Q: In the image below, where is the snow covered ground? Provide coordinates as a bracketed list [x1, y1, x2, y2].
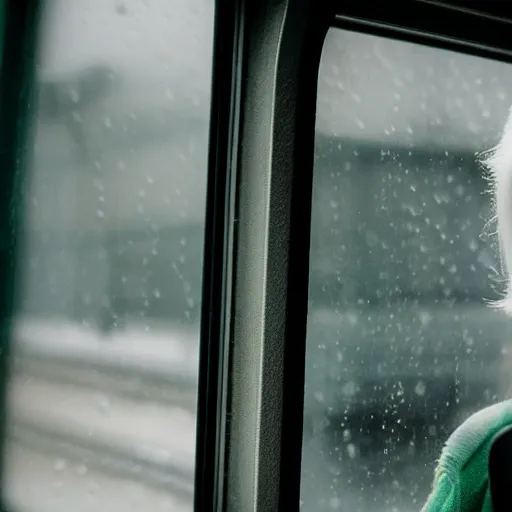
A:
[4, 316, 439, 511]
[3, 443, 193, 512]
[12, 317, 200, 376]
[7, 377, 196, 472]
[4, 317, 198, 511]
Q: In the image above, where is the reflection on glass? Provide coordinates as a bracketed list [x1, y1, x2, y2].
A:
[3, 1, 213, 511]
[302, 28, 512, 511]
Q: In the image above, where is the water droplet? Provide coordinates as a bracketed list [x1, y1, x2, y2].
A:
[70, 88, 80, 103]
[76, 464, 88, 476]
[329, 497, 342, 509]
[346, 443, 358, 459]
[54, 459, 67, 472]
[97, 395, 111, 415]
[341, 381, 357, 397]
[414, 381, 426, 396]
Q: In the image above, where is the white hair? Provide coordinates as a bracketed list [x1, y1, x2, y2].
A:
[483, 106, 512, 313]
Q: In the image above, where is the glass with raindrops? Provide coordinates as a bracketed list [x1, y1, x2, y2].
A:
[3, 1, 214, 511]
[301, 28, 512, 511]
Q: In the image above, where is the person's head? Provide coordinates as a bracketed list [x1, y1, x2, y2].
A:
[484, 107, 512, 313]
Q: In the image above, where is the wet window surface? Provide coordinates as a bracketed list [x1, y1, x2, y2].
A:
[3, 1, 213, 511]
[301, 29, 512, 511]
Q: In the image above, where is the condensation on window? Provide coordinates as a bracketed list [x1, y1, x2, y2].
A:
[3, 1, 213, 511]
[302, 28, 512, 511]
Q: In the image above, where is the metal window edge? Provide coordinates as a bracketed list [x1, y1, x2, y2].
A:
[225, 1, 329, 511]
[219, 2, 512, 512]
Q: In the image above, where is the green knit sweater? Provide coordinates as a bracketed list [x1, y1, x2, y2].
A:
[422, 400, 512, 511]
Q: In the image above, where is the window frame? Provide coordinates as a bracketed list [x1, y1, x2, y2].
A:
[195, 0, 332, 510]
[198, 1, 512, 512]
[0, 1, 42, 503]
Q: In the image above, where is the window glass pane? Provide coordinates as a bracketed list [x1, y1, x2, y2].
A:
[3, 1, 213, 511]
[302, 28, 512, 511]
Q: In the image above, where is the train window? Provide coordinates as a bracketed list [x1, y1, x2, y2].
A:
[301, 28, 512, 511]
[3, 1, 213, 511]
